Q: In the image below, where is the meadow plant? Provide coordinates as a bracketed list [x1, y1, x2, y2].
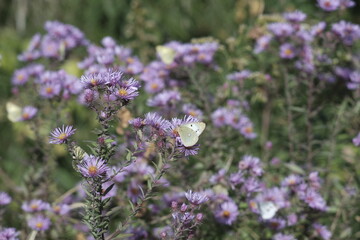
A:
[1, 1, 360, 240]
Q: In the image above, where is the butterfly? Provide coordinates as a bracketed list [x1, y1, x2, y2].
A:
[6, 102, 22, 122]
[176, 122, 206, 147]
[258, 201, 279, 220]
[156, 45, 176, 65]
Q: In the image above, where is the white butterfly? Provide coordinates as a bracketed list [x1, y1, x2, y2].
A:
[258, 201, 279, 220]
[176, 122, 206, 147]
[6, 102, 22, 122]
[156, 46, 176, 65]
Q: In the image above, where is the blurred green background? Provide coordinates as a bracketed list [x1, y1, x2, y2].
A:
[0, 0, 359, 190]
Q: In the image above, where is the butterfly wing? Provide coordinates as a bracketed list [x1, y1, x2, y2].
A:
[6, 102, 22, 122]
[182, 122, 206, 136]
[177, 125, 199, 147]
[156, 46, 176, 65]
[259, 201, 278, 220]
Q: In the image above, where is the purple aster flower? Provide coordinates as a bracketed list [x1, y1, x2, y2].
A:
[176, 143, 200, 156]
[185, 190, 209, 206]
[273, 233, 296, 240]
[211, 108, 228, 127]
[12, 69, 30, 85]
[114, 87, 139, 101]
[22, 199, 50, 212]
[313, 223, 332, 240]
[182, 104, 203, 120]
[78, 155, 109, 178]
[284, 10, 307, 23]
[339, 0, 355, 8]
[39, 82, 62, 98]
[309, 172, 322, 190]
[78, 89, 99, 105]
[209, 169, 227, 185]
[147, 90, 181, 108]
[28, 215, 51, 231]
[19, 106, 38, 121]
[101, 36, 116, 48]
[301, 188, 327, 211]
[311, 22, 327, 36]
[242, 177, 262, 194]
[215, 200, 239, 225]
[240, 123, 257, 139]
[229, 171, 245, 188]
[80, 73, 105, 89]
[287, 213, 298, 226]
[254, 35, 272, 54]
[0, 192, 12, 205]
[268, 22, 294, 37]
[129, 117, 146, 129]
[144, 78, 165, 94]
[347, 71, 360, 90]
[332, 21, 360, 45]
[256, 187, 288, 209]
[317, 0, 340, 11]
[52, 204, 70, 215]
[227, 70, 252, 81]
[49, 125, 76, 144]
[267, 218, 286, 231]
[279, 43, 296, 59]
[334, 66, 351, 79]
[144, 112, 172, 132]
[127, 180, 142, 203]
[238, 155, 263, 176]
[0, 228, 20, 240]
[353, 132, 360, 146]
[281, 174, 302, 187]
[18, 50, 41, 62]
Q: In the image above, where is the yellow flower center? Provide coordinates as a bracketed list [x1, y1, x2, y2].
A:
[189, 111, 197, 117]
[118, 88, 128, 96]
[285, 49, 293, 56]
[31, 204, 39, 210]
[249, 201, 257, 209]
[151, 83, 159, 90]
[36, 222, 43, 229]
[53, 206, 60, 213]
[126, 57, 134, 64]
[245, 127, 253, 134]
[198, 53, 206, 60]
[88, 165, 98, 175]
[17, 74, 24, 81]
[46, 87, 53, 94]
[90, 79, 97, 86]
[57, 133, 67, 140]
[22, 113, 30, 120]
[222, 210, 230, 218]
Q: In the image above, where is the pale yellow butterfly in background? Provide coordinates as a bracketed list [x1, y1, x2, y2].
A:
[177, 122, 206, 147]
[6, 102, 22, 122]
[258, 201, 279, 220]
[156, 45, 176, 65]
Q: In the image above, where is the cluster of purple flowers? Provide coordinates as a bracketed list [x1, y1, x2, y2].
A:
[140, 41, 218, 116]
[169, 190, 208, 238]
[0, 228, 20, 240]
[211, 100, 256, 139]
[78, 36, 143, 76]
[130, 112, 202, 156]
[78, 69, 140, 108]
[18, 21, 87, 61]
[317, 0, 355, 12]
[254, 6, 360, 90]
[12, 66, 83, 100]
